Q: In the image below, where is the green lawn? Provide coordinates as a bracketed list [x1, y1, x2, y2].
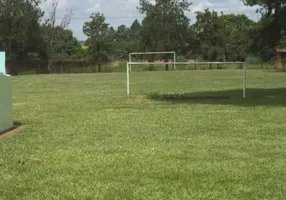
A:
[1, 70, 286, 200]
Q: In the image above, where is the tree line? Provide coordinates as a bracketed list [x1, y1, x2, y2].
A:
[0, 0, 285, 73]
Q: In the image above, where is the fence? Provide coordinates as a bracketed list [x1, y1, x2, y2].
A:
[6, 60, 91, 75]
[5, 59, 281, 75]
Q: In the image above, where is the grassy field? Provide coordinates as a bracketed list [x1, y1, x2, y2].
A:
[1, 69, 286, 200]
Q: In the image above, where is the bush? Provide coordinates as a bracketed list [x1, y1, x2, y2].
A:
[176, 56, 188, 62]
[245, 55, 263, 64]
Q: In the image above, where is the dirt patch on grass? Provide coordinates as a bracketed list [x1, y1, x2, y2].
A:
[127, 95, 156, 105]
[0, 124, 24, 139]
[130, 95, 149, 100]
[109, 61, 122, 67]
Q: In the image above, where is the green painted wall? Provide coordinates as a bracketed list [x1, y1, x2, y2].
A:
[0, 52, 13, 132]
[0, 74, 13, 132]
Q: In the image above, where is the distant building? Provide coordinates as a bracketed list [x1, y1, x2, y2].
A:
[276, 48, 286, 69]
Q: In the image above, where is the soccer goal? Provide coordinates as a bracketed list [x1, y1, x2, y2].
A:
[126, 61, 247, 98]
[129, 51, 177, 70]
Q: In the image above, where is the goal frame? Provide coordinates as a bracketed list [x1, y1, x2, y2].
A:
[126, 61, 247, 98]
[129, 51, 177, 70]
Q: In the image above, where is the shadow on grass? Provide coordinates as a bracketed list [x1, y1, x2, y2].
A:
[266, 69, 286, 73]
[147, 88, 286, 107]
[277, 69, 286, 72]
[0, 121, 23, 137]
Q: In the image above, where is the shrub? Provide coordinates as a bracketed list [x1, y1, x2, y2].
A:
[176, 56, 188, 62]
[245, 55, 263, 64]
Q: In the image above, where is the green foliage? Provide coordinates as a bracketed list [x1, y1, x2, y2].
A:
[221, 14, 255, 61]
[278, 30, 286, 48]
[245, 55, 263, 64]
[139, 0, 191, 57]
[243, 0, 286, 60]
[176, 55, 188, 62]
[0, 0, 85, 65]
[0, 0, 43, 59]
[42, 27, 84, 61]
[83, 13, 111, 72]
[1, 0, 286, 66]
[191, 11, 256, 62]
[113, 25, 132, 59]
[109, 20, 142, 60]
[193, 9, 225, 61]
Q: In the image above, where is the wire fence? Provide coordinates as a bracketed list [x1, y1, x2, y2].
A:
[5, 59, 281, 75]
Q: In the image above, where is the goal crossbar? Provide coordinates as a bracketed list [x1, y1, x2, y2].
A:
[129, 51, 175, 55]
[128, 61, 245, 65]
[126, 61, 247, 99]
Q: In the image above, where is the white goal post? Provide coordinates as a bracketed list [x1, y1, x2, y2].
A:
[126, 61, 247, 98]
[129, 51, 177, 70]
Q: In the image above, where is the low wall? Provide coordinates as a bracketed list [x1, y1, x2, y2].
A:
[0, 74, 13, 132]
[0, 52, 13, 133]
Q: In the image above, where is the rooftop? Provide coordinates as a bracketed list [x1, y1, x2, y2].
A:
[276, 48, 286, 53]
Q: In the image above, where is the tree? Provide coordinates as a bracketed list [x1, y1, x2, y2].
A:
[184, 25, 198, 59]
[130, 20, 141, 38]
[219, 14, 255, 61]
[116, 25, 130, 42]
[113, 25, 131, 59]
[242, 0, 286, 19]
[138, 0, 191, 70]
[191, 11, 255, 62]
[278, 30, 286, 48]
[129, 20, 142, 53]
[243, 0, 286, 60]
[42, 0, 76, 73]
[83, 13, 110, 72]
[42, 28, 84, 60]
[0, 0, 43, 60]
[193, 9, 225, 62]
[111, 21, 141, 60]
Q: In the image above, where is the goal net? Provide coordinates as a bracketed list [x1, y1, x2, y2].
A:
[126, 60, 247, 98]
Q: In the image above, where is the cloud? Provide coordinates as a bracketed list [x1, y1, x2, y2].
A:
[85, 3, 100, 13]
[42, 0, 69, 10]
[41, 0, 260, 40]
[191, 4, 204, 13]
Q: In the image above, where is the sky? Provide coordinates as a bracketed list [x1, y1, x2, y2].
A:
[42, 0, 260, 40]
